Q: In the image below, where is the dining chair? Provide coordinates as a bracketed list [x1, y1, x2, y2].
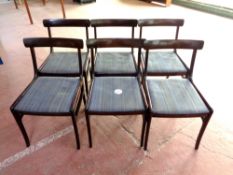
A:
[10, 38, 85, 149]
[142, 39, 213, 150]
[85, 38, 148, 148]
[90, 19, 138, 77]
[138, 19, 187, 77]
[43, 19, 90, 93]
[87, 38, 142, 77]
[14, 0, 65, 24]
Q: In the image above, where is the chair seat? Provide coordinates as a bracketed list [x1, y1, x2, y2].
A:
[87, 77, 145, 114]
[143, 51, 187, 75]
[147, 78, 209, 115]
[40, 52, 87, 75]
[95, 52, 137, 76]
[14, 77, 80, 114]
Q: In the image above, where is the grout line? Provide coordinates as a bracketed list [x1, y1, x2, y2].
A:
[112, 115, 140, 145]
[0, 125, 73, 171]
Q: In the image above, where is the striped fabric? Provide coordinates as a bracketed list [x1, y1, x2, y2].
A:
[87, 77, 145, 113]
[95, 52, 136, 75]
[14, 77, 80, 113]
[147, 78, 209, 115]
[143, 51, 187, 74]
[40, 52, 87, 74]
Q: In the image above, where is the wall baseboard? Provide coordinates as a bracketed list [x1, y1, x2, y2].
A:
[173, 0, 233, 19]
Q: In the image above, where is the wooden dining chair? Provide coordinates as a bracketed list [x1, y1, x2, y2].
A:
[138, 19, 187, 77]
[142, 39, 213, 150]
[10, 38, 85, 149]
[87, 38, 142, 77]
[14, 0, 65, 24]
[85, 38, 148, 148]
[43, 19, 90, 93]
[90, 19, 138, 77]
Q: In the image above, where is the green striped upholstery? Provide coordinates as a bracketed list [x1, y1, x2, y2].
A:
[87, 77, 145, 113]
[143, 51, 187, 74]
[147, 78, 209, 115]
[40, 52, 87, 74]
[95, 52, 136, 75]
[14, 77, 80, 113]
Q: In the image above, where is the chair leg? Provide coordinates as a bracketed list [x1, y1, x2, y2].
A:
[140, 114, 147, 147]
[14, 0, 18, 9]
[23, 0, 33, 24]
[85, 112, 92, 148]
[60, 0, 66, 18]
[84, 72, 89, 95]
[12, 112, 30, 147]
[144, 116, 152, 150]
[195, 114, 211, 150]
[71, 114, 80, 149]
[75, 88, 83, 116]
[81, 85, 86, 106]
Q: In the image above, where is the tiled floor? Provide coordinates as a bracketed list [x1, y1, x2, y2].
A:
[0, 0, 233, 174]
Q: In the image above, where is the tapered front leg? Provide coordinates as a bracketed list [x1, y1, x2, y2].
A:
[12, 112, 30, 147]
[71, 114, 80, 149]
[195, 114, 211, 150]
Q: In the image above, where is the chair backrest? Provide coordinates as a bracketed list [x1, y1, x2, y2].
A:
[143, 39, 204, 78]
[138, 19, 184, 40]
[87, 38, 145, 76]
[90, 19, 138, 54]
[43, 19, 90, 52]
[23, 37, 84, 76]
[90, 19, 138, 39]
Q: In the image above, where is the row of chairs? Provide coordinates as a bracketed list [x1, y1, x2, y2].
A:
[41, 18, 184, 92]
[10, 18, 213, 151]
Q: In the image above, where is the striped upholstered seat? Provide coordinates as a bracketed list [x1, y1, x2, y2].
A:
[87, 38, 144, 77]
[146, 78, 209, 115]
[87, 77, 145, 113]
[142, 51, 187, 75]
[14, 77, 80, 114]
[138, 19, 185, 76]
[94, 52, 137, 76]
[40, 52, 87, 75]
[42, 19, 90, 92]
[89, 19, 138, 77]
[85, 76, 147, 148]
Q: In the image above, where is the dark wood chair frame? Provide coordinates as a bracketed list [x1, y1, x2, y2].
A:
[10, 38, 86, 149]
[142, 39, 213, 150]
[42, 19, 90, 93]
[138, 19, 190, 77]
[85, 38, 148, 148]
[87, 38, 142, 77]
[90, 19, 138, 75]
[91, 19, 138, 39]
[138, 19, 184, 41]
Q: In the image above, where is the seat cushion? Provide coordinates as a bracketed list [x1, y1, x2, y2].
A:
[40, 52, 87, 75]
[95, 52, 137, 76]
[143, 51, 187, 75]
[147, 78, 209, 115]
[87, 77, 145, 114]
[14, 77, 80, 114]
